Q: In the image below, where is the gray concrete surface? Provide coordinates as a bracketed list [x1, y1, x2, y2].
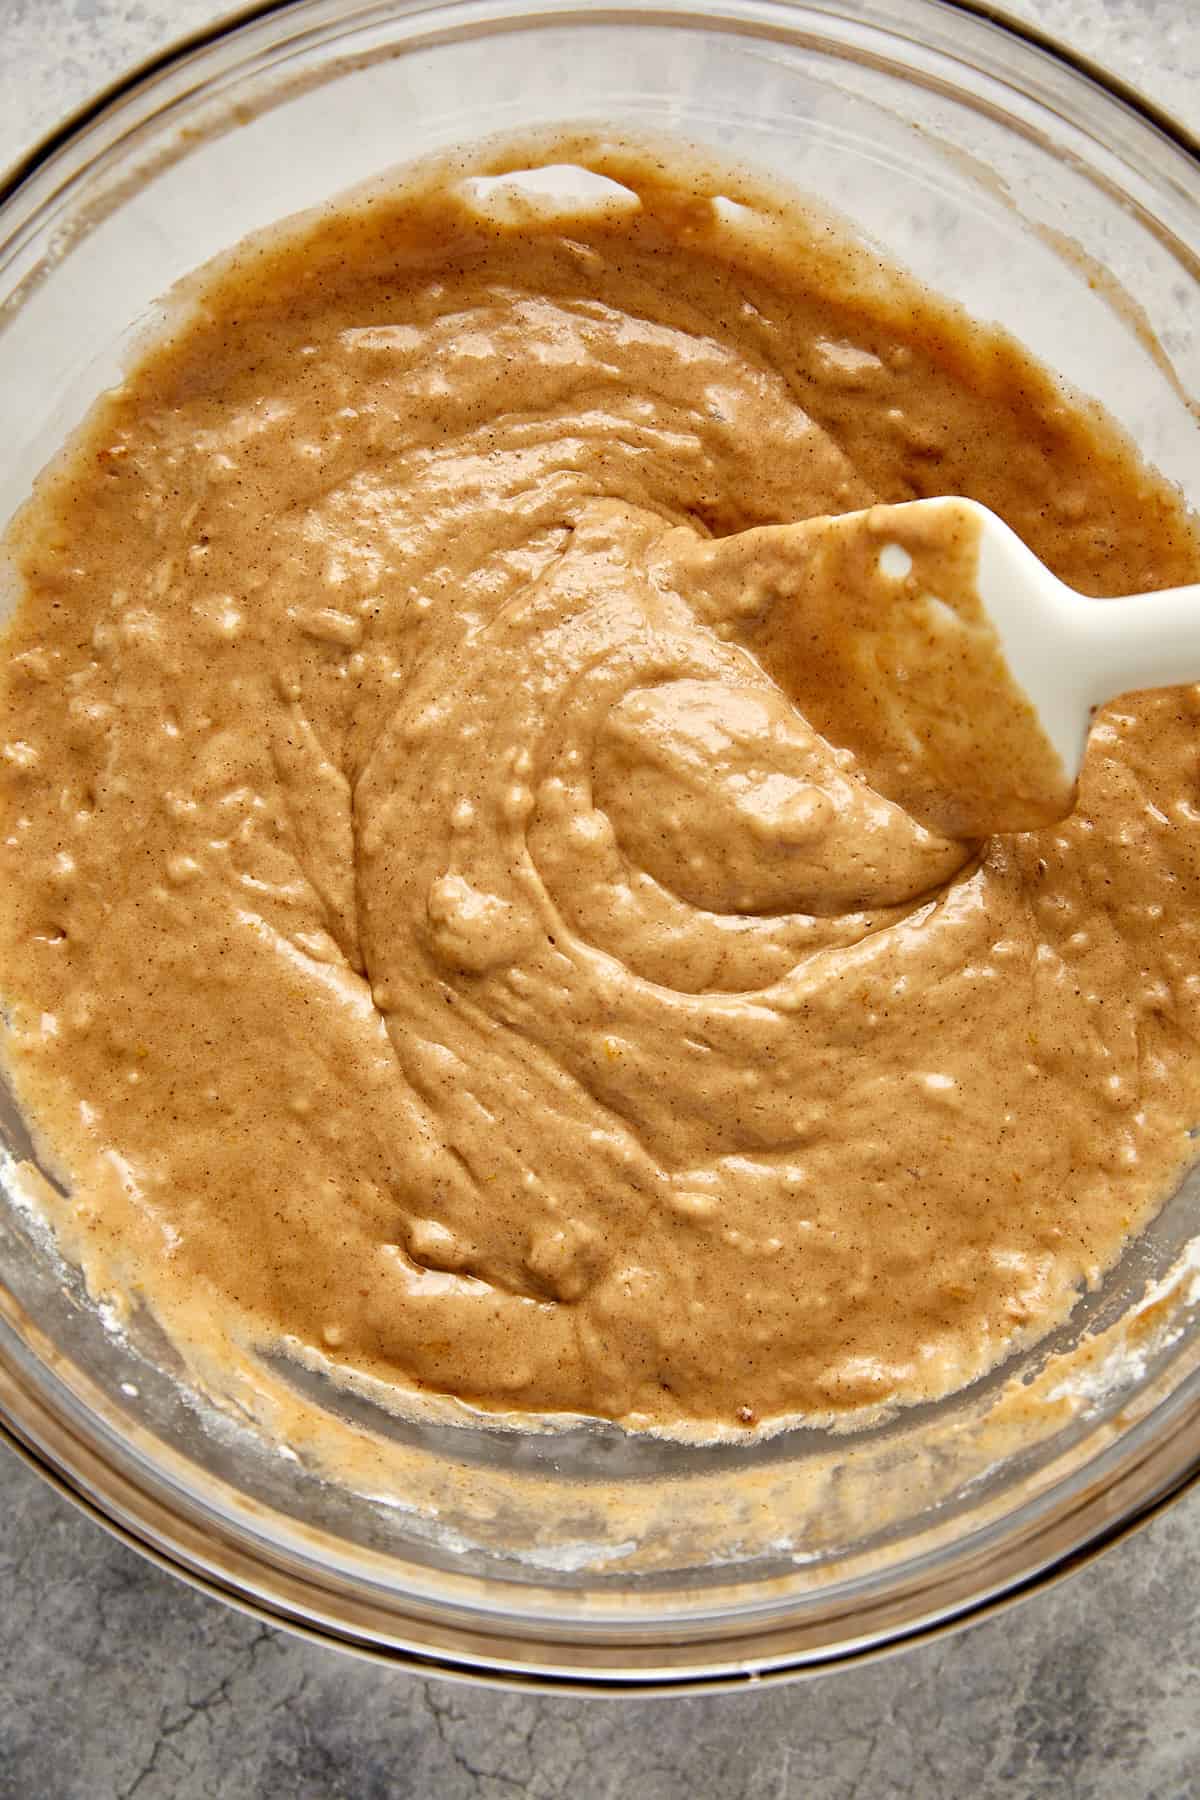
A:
[1, 2, 1198, 1795]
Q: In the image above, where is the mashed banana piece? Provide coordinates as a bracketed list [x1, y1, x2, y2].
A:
[1, 134, 1199, 1436]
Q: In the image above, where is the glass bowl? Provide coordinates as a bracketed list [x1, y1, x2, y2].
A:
[0, 0, 1198, 1691]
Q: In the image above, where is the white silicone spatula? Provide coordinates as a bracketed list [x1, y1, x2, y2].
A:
[939, 496, 1200, 783]
[683, 495, 1200, 839]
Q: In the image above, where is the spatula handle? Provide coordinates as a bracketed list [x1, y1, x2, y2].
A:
[1076, 582, 1200, 707]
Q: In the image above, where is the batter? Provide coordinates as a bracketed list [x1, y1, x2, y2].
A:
[1, 133, 1198, 1435]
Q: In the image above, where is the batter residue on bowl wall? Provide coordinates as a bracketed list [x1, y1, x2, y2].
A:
[1, 131, 1198, 1438]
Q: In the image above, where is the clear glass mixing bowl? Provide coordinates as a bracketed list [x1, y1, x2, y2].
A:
[0, 0, 1198, 1690]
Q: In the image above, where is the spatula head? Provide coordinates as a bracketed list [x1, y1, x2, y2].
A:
[675, 499, 1073, 840]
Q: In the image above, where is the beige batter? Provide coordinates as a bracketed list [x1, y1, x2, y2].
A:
[1, 133, 1199, 1437]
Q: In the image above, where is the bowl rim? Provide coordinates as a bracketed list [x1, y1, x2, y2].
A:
[2, 1415, 1196, 1696]
[3, 1344, 1199, 1692]
[1, 0, 1197, 209]
[0, 0, 1198, 1689]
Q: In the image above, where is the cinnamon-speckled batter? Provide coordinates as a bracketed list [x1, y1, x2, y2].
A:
[1, 133, 1198, 1436]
